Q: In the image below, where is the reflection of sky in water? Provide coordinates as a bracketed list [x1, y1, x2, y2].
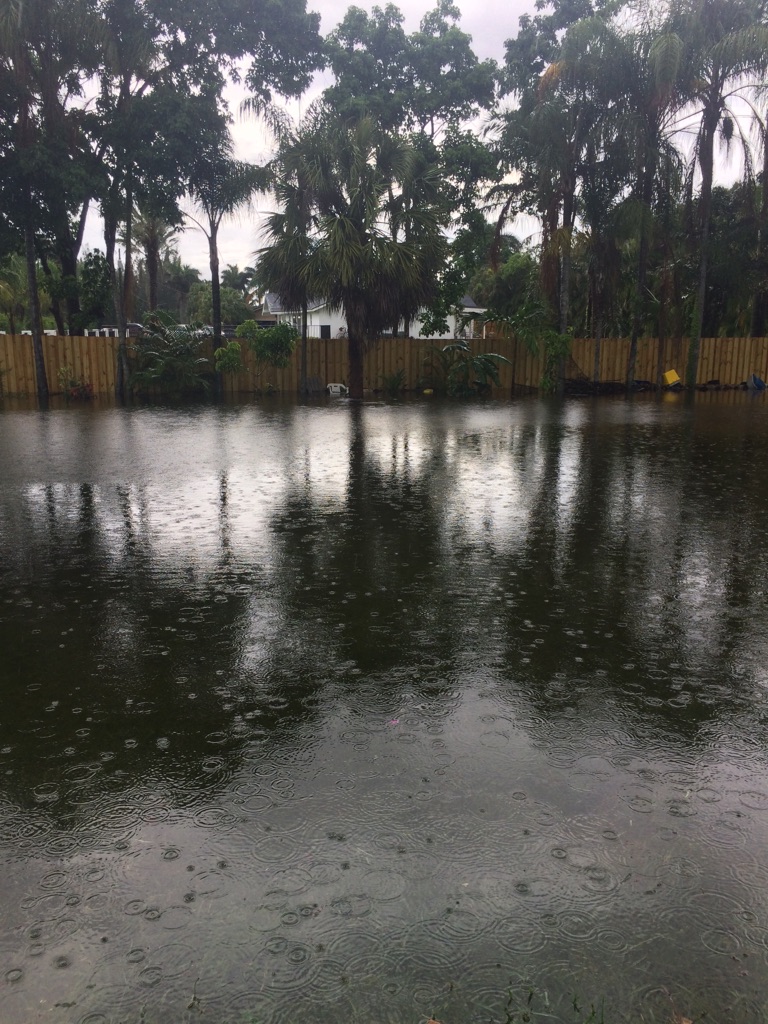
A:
[1, 395, 768, 1023]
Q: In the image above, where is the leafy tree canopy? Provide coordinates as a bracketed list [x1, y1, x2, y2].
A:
[188, 282, 254, 325]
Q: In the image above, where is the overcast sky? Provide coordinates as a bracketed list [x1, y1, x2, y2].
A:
[81, 0, 537, 280]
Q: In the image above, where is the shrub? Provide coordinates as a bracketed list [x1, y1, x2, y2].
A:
[237, 321, 297, 371]
[420, 341, 510, 397]
[57, 364, 93, 400]
[214, 340, 243, 375]
[130, 314, 210, 396]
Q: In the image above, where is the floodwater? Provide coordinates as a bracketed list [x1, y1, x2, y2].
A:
[1, 393, 768, 1024]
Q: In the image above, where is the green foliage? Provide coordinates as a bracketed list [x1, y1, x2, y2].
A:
[0, 255, 28, 333]
[78, 250, 113, 329]
[214, 340, 243, 375]
[188, 283, 254, 327]
[158, 255, 201, 322]
[56, 364, 92, 400]
[278, 114, 447, 389]
[130, 314, 210, 396]
[470, 250, 539, 322]
[324, 2, 496, 137]
[380, 367, 407, 398]
[221, 265, 254, 296]
[421, 340, 510, 396]
[238, 321, 297, 371]
[540, 331, 573, 394]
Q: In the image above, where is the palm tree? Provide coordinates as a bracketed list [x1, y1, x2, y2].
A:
[131, 210, 179, 312]
[490, 30, 608, 392]
[668, 0, 768, 386]
[255, 145, 316, 394]
[750, 113, 768, 336]
[274, 113, 447, 400]
[220, 264, 252, 295]
[604, 23, 684, 388]
[187, 127, 269, 344]
[163, 256, 200, 321]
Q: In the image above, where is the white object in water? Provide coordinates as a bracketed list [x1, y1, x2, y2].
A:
[327, 383, 349, 396]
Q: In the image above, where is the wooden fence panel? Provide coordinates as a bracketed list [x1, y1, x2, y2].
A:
[0, 334, 121, 397]
[3, 331, 768, 398]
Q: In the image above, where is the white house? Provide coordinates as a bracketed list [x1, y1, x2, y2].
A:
[262, 294, 346, 339]
[262, 293, 487, 340]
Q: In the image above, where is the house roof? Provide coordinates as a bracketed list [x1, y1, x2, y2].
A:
[264, 292, 327, 315]
[265, 291, 485, 316]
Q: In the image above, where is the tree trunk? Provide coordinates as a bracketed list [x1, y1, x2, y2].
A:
[347, 335, 364, 400]
[209, 225, 223, 397]
[113, 258, 130, 402]
[58, 244, 82, 331]
[299, 300, 308, 394]
[656, 327, 666, 389]
[24, 218, 49, 402]
[592, 308, 602, 389]
[209, 226, 222, 342]
[346, 305, 365, 399]
[686, 106, 718, 389]
[627, 166, 654, 390]
[557, 186, 575, 395]
[750, 121, 768, 337]
[123, 182, 135, 323]
[148, 246, 159, 312]
[41, 253, 66, 335]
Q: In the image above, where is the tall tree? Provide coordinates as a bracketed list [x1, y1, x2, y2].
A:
[131, 210, 179, 313]
[256, 137, 317, 394]
[187, 129, 269, 345]
[273, 113, 447, 399]
[668, 0, 768, 386]
[494, 0, 615, 390]
[93, 0, 322, 396]
[0, 0, 52, 398]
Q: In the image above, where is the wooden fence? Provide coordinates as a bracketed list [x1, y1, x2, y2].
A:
[2, 330, 768, 398]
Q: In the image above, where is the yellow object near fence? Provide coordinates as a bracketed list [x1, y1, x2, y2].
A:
[662, 369, 681, 386]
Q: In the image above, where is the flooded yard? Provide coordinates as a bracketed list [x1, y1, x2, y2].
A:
[1, 393, 768, 1024]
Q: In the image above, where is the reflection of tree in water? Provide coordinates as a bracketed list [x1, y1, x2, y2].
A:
[0, 478, 326, 830]
[485, 407, 768, 748]
[267, 403, 466, 679]
[4, 399, 768, 838]
[264, 400, 768, 750]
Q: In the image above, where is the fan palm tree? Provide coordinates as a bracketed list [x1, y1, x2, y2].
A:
[274, 113, 447, 400]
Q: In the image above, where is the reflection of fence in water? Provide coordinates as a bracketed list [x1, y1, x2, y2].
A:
[2, 331, 768, 395]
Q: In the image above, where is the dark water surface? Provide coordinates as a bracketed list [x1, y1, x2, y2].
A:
[2, 394, 768, 1024]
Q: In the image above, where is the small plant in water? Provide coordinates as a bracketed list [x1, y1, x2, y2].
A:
[57, 364, 93, 400]
[420, 341, 510, 397]
[499, 984, 607, 1024]
[381, 367, 406, 398]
